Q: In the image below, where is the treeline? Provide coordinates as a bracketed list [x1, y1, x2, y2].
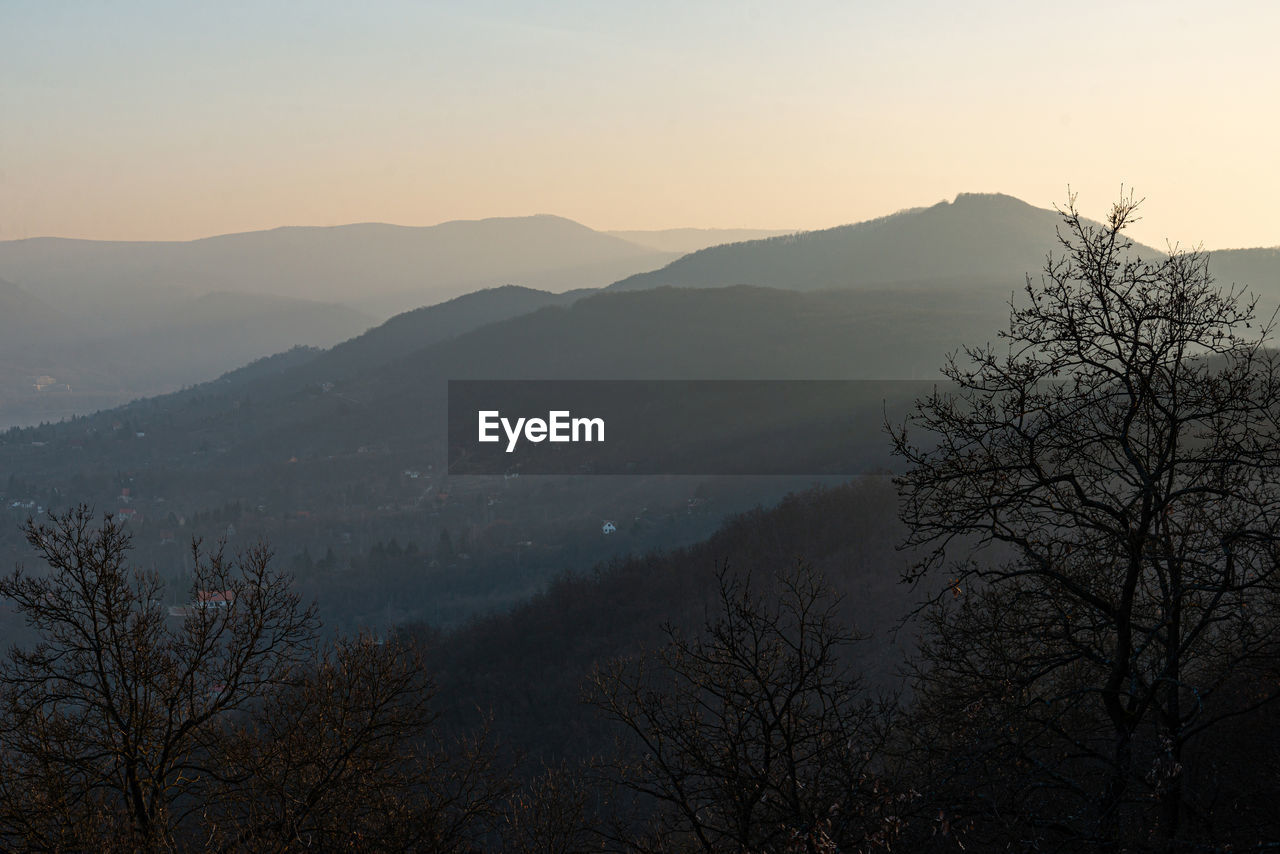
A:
[412, 478, 912, 767]
[0, 485, 918, 851]
[7, 487, 1279, 851]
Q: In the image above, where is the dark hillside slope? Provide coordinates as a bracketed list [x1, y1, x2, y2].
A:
[2, 284, 999, 481]
[420, 477, 916, 764]
[0, 285, 965, 632]
[284, 285, 580, 387]
[187, 283, 998, 469]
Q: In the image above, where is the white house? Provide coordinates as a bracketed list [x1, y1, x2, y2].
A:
[195, 590, 235, 609]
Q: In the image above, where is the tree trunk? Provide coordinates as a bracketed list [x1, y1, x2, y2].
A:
[1099, 725, 1133, 851]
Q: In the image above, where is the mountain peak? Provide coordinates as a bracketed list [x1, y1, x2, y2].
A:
[948, 191, 1037, 209]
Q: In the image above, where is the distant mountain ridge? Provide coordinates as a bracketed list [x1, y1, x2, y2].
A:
[3, 194, 1275, 429]
[606, 193, 1158, 293]
[275, 285, 582, 388]
[0, 281, 995, 631]
[0, 216, 673, 426]
[5, 282, 1008, 463]
[0, 289, 372, 428]
[605, 227, 794, 254]
[1207, 248, 1280, 297]
[0, 215, 677, 320]
[4, 190, 1276, 655]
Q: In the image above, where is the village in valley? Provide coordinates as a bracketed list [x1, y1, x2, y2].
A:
[0, 412, 758, 633]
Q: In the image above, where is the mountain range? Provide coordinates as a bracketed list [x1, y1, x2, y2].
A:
[608, 193, 1074, 292]
[0, 215, 674, 321]
[1, 190, 1277, 633]
[0, 218, 795, 426]
[2, 192, 1275, 433]
[607, 193, 1280, 304]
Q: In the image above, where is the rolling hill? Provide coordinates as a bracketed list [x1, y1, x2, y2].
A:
[606, 193, 1147, 293]
[0, 215, 677, 427]
[287, 285, 582, 387]
[0, 289, 371, 428]
[3, 191, 1274, 626]
[1208, 247, 1280, 297]
[7, 194, 1272, 429]
[2, 283, 953, 634]
[605, 227, 793, 254]
[0, 215, 677, 323]
[1, 283, 1002, 491]
[603, 194, 1280, 308]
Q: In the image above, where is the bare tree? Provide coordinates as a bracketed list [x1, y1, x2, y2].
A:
[590, 562, 903, 854]
[0, 508, 509, 852]
[890, 192, 1280, 850]
[0, 507, 317, 850]
[206, 635, 511, 853]
[499, 763, 597, 854]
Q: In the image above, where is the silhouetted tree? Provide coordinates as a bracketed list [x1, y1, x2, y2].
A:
[206, 636, 510, 852]
[0, 508, 317, 849]
[890, 192, 1280, 850]
[0, 508, 508, 851]
[499, 763, 597, 854]
[591, 562, 903, 853]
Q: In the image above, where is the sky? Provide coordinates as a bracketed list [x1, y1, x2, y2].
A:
[2, 0, 1277, 249]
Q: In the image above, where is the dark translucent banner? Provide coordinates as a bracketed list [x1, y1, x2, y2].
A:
[447, 380, 929, 475]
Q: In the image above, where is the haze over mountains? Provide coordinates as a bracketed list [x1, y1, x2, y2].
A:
[0, 219, 610, 426]
[0, 277, 64, 351]
[607, 193, 1072, 292]
[2, 189, 1278, 640]
[0, 215, 677, 320]
[0, 282, 955, 630]
[0, 217, 789, 426]
[2, 193, 1276, 430]
[0, 289, 371, 428]
[608, 193, 1280, 303]
[4, 284, 976, 475]
[604, 227, 792, 254]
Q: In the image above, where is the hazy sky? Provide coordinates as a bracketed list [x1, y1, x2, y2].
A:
[3, 1, 1277, 249]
